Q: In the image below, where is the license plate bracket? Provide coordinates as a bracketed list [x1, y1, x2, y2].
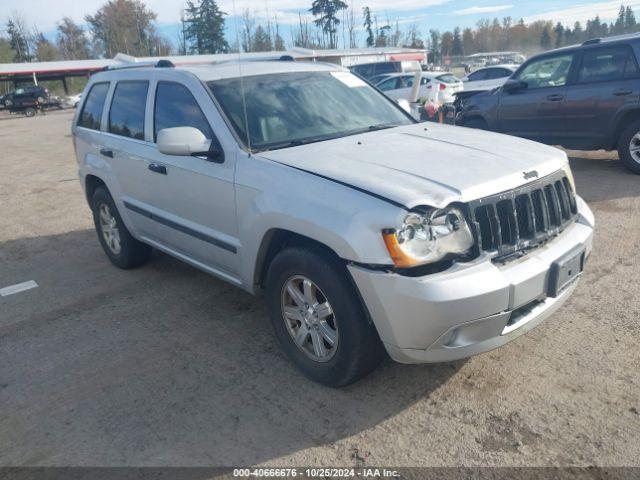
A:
[548, 245, 585, 297]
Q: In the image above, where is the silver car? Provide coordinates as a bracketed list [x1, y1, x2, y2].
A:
[72, 60, 594, 386]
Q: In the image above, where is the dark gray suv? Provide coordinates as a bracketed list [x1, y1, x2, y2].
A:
[459, 33, 640, 174]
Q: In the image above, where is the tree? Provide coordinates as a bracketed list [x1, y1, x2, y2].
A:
[452, 27, 463, 56]
[184, 0, 229, 54]
[252, 25, 272, 51]
[440, 30, 453, 58]
[85, 0, 167, 57]
[57, 17, 90, 60]
[614, 5, 626, 34]
[0, 37, 14, 63]
[362, 7, 374, 47]
[310, 0, 348, 49]
[33, 31, 59, 61]
[462, 28, 475, 55]
[429, 30, 440, 64]
[553, 22, 564, 48]
[625, 6, 637, 32]
[6, 15, 32, 62]
[540, 26, 551, 50]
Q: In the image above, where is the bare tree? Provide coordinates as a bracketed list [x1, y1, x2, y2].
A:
[57, 17, 90, 60]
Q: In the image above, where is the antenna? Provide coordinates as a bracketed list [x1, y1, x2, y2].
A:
[231, 0, 252, 154]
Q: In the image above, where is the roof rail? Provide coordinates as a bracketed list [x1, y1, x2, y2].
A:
[104, 59, 175, 71]
[582, 38, 601, 46]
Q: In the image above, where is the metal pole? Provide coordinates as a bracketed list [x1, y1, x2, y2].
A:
[32, 72, 38, 86]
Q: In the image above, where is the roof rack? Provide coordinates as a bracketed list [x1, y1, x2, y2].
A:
[104, 59, 175, 71]
[582, 38, 601, 46]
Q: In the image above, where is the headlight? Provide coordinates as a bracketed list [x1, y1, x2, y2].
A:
[382, 207, 474, 268]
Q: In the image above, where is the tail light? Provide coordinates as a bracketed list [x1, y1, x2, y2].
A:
[439, 83, 446, 91]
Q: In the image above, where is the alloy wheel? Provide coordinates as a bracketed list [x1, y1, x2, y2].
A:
[629, 132, 640, 164]
[99, 203, 122, 255]
[281, 275, 338, 362]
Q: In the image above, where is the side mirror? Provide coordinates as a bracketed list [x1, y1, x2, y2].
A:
[157, 126, 224, 162]
[397, 98, 412, 114]
[503, 79, 527, 93]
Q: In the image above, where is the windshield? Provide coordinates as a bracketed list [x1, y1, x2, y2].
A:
[207, 71, 414, 152]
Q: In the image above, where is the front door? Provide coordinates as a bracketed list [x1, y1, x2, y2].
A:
[141, 80, 239, 279]
[497, 53, 576, 140]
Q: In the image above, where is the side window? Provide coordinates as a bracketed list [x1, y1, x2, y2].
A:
[468, 70, 487, 81]
[420, 77, 430, 85]
[578, 46, 638, 83]
[377, 78, 397, 91]
[108, 81, 149, 141]
[486, 68, 508, 79]
[78, 82, 109, 131]
[154, 82, 213, 141]
[515, 54, 573, 89]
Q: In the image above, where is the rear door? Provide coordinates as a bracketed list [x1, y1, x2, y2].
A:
[563, 44, 640, 146]
[497, 52, 576, 140]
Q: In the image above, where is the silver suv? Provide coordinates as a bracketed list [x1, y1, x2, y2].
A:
[72, 60, 594, 386]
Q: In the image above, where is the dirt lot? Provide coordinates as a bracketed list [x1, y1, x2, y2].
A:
[1, 111, 639, 467]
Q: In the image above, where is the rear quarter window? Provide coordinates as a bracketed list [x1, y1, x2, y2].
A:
[108, 81, 149, 141]
[78, 82, 110, 131]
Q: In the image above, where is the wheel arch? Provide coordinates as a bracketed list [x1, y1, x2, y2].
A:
[253, 228, 343, 292]
[612, 109, 640, 149]
[85, 174, 107, 204]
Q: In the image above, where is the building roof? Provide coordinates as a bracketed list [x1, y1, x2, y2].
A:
[0, 47, 427, 83]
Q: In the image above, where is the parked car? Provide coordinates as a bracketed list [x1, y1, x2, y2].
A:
[2, 85, 49, 108]
[375, 71, 463, 104]
[73, 60, 594, 386]
[65, 93, 82, 108]
[458, 33, 640, 174]
[462, 65, 519, 92]
[350, 60, 421, 80]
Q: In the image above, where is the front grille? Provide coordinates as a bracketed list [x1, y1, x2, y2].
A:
[467, 171, 578, 261]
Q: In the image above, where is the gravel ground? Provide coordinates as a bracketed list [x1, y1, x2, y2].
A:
[0, 111, 639, 467]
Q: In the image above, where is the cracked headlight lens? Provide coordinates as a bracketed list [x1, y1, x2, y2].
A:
[382, 207, 474, 268]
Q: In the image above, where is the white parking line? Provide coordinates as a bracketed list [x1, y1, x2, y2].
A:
[0, 280, 39, 297]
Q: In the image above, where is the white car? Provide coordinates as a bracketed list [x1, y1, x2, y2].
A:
[72, 60, 593, 386]
[462, 65, 518, 92]
[65, 93, 82, 108]
[376, 72, 463, 104]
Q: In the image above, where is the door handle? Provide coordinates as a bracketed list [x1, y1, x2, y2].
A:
[613, 89, 633, 96]
[100, 148, 114, 158]
[148, 163, 167, 175]
[546, 94, 564, 101]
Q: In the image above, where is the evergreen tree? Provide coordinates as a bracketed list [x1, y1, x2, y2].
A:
[553, 22, 564, 48]
[362, 7, 374, 47]
[310, 0, 348, 49]
[625, 6, 637, 32]
[452, 27, 463, 56]
[6, 18, 32, 62]
[34, 32, 59, 61]
[252, 25, 272, 51]
[614, 5, 626, 34]
[184, 0, 229, 54]
[540, 26, 551, 50]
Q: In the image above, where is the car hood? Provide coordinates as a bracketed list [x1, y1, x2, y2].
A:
[257, 122, 568, 209]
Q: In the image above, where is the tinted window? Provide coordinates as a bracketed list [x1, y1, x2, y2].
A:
[467, 70, 487, 81]
[486, 68, 511, 79]
[154, 82, 213, 141]
[578, 46, 639, 83]
[109, 81, 148, 140]
[516, 54, 573, 89]
[78, 83, 109, 131]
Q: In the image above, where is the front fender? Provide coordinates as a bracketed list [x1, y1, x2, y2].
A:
[235, 155, 407, 292]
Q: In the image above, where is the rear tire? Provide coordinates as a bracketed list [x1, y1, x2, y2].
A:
[265, 246, 385, 387]
[24, 107, 36, 117]
[90, 186, 151, 269]
[617, 120, 640, 174]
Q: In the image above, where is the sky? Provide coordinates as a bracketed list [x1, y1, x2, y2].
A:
[4, 0, 640, 48]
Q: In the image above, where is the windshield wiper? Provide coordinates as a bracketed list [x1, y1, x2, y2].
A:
[366, 122, 401, 132]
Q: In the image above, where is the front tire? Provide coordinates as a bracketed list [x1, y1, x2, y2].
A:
[265, 246, 385, 387]
[617, 120, 640, 174]
[91, 186, 151, 269]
